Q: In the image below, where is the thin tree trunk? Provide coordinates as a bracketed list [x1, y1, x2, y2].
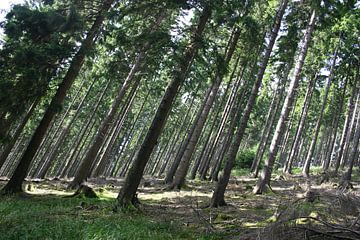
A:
[302, 41, 338, 178]
[253, 6, 317, 194]
[283, 73, 317, 174]
[170, 28, 241, 189]
[194, 57, 242, 180]
[251, 75, 287, 177]
[334, 76, 358, 173]
[92, 78, 140, 178]
[210, 0, 288, 207]
[0, 99, 39, 169]
[343, 85, 360, 181]
[36, 77, 97, 179]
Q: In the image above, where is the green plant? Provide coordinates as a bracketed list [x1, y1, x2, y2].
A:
[235, 148, 256, 169]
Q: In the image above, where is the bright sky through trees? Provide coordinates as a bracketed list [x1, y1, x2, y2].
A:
[0, 0, 24, 37]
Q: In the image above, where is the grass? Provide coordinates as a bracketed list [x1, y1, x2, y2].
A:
[0, 194, 221, 240]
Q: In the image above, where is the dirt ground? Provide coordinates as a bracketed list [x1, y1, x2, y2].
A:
[1, 172, 360, 240]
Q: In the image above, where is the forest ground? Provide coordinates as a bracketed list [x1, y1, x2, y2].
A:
[1, 168, 360, 240]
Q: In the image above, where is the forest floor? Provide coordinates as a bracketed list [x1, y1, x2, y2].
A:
[1, 168, 360, 240]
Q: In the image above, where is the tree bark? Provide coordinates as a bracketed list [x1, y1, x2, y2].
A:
[283, 73, 317, 174]
[302, 40, 338, 178]
[170, 28, 241, 189]
[253, 6, 317, 194]
[0, 99, 39, 169]
[116, 7, 212, 207]
[210, 0, 288, 207]
[69, 12, 167, 189]
[334, 75, 358, 173]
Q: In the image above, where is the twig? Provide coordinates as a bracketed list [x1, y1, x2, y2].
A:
[298, 226, 360, 240]
[301, 216, 360, 236]
[190, 205, 215, 232]
[349, 213, 360, 228]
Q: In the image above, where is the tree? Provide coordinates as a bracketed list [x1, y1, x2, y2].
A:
[1, 0, 115, 194]
[210, 0, 288, 207]
[253, 3, 318, 194]
[116, 4, 212, 208]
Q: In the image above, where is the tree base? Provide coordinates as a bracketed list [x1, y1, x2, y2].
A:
[210, 198, 227, 208]
[339, 180, 354, 190]
[114, 194, 141, 212]
[253, 183, 273, 195]
[1, 182, 23, 195]
[69, 184, 98, 198]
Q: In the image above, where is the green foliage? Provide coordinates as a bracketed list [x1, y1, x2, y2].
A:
[235, 147, 256, 169]
[0, 3, 84, 118]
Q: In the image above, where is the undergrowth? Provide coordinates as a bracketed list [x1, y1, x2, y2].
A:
[0, 194, 220, 240]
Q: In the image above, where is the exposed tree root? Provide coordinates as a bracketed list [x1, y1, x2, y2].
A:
[68, 184, 98, 198]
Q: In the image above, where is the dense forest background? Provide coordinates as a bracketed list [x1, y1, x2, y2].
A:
[0, 0, 360, 239]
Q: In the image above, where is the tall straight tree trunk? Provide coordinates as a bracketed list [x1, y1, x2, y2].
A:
[253, 7, 317, 194]
[194, 59, 243, 180]
[116, 7, 212, 207]
[276, 101, 299, 169]
[323, 87, 345, 171]
[170, 28, 241, 189]
[33, 76, 87, 175]
[59, 79, 112, 178]
[322, 114, 336, 170]
[93, 83, 144, 178]
[164, 84, 213, 184]
[251, 75, 287, 177]
[69, 12, 167, 189]
[205, 64, 246, 180]
[334, 75, 358, 173]
[210, 0, 288, 207]
[159, 91, 198, 177]
[36, 77, 97, 179]
[283, 73, 317, 174]
[0, 99, 39, 169]
[1, 0, 115, 194]
[91, 78, 140, 177]
[343, 67, 360, 181]
[302, 42, 338, 178]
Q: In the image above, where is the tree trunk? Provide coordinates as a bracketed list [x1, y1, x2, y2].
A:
[69, 12, 167, 189]
[283, 73, 317, 174]
[1, 0, 114, 194]
[92, 78, 140, 178]
[302, 41, 338, 178]
[170, 29, 241, 189]
[36, 77, 97, 179]
[164, 83, 213, 184]
[116, 7, 212, 207]
[251, 75, 287, 177]
[253, 7, 317, 194]
[334, 76, 358, 173]
[0, 99, 39, 169]
[210, 0, 288, 207]
[343, 67, 360, 181]
[59, 79, 112, 178]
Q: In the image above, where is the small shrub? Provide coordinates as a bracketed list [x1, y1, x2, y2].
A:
[235, 148, 256, 169]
